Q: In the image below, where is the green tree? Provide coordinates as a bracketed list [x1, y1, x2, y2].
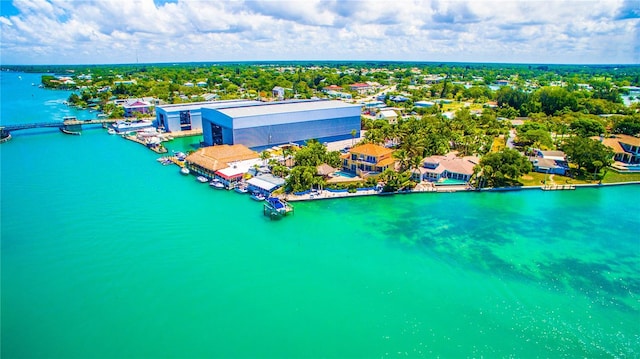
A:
[476, 148, 532, 187]
[562, 136, 614, 173]
[569, 118, 605, 137]
[285, 166, 322, 192]
[613, 116, 640, 135]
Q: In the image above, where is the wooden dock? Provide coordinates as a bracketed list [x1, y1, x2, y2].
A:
[542, 184, 576, 191]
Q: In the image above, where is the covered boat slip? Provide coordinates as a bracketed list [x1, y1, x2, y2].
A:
[246, 174, 285, 195]
[263, 196, 294, 219]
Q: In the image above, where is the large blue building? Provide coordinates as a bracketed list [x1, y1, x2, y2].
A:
[155, 100, 260, 133]
[201, 100, 361, 150]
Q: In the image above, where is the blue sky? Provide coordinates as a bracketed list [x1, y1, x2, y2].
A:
[1, 0, 638, 65]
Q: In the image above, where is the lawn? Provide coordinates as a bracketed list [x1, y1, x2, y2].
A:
[601, 170, 640, 184]
[518, 172, 595, 187]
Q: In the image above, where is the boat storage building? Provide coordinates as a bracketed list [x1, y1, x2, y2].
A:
[155, 100, 260, 133]
[201, 100, 361, 150]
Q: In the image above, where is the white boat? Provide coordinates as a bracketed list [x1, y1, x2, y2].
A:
[209, 179, 225, 189]
[180, 167, 190, 175]
[112, 119, 153, 133]
[250, 192, 266, 201]
[196, 176, 208, 183]
[234, 185, 249, 194]
[107, 128, 116, 135]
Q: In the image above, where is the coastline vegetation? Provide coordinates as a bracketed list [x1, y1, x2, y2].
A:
[3, 61, 639, 191]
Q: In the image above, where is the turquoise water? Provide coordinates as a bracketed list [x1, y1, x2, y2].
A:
[2, 72, 640, 358]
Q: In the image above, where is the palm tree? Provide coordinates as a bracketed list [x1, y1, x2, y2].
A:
[260, 151, 271, 166]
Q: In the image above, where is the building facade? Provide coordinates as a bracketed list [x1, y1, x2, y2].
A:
[155, 100, 259, 133]
[341, 143, 395, 176]
[201, 100, 361, 150]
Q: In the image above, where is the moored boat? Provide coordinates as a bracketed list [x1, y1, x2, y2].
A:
[250, 192, 266, 201]
[196, 176, 208, 183]
[234, 185, 249, 194]
[180, 167, 190, 175]
[209, 179, 225, 189]
[112, 119, 153, 133]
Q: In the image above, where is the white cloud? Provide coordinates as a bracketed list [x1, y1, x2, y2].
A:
[0, 0, 638, 64]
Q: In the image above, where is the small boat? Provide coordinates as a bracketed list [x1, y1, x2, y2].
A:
[234, 185, 249, 194]
[196, 176, 208, 183]
[180, 167, 190, 175]
[209, 179, 225, 189]
[250, 192, 266, 201]
[107, 128, 116, 135]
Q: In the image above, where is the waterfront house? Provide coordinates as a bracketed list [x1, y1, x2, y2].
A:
[123, 99, 152, 117]
[414, 153, 479, 183]
[184, 144, 260, 179]
[529, 149, 568, 175]
[342, 143, 395, 177]
[596, 134, 640, 165]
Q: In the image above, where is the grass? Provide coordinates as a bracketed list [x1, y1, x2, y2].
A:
[518, 169, 640, 187]
[601, 170, 640, 184]
[518, 172, 596, 187]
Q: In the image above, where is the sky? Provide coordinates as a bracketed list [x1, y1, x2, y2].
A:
[0, 0, 639, 65]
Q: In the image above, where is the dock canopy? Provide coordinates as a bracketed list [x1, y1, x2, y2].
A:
[247, 174, 285, 192]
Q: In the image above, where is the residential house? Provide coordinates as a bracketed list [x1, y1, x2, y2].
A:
[272, 86, 285, 100]
[530, 149, 568, 175]
[123, 99, 152, 117]
[323, 85, 343, 93]
[377, 110, 398, 124]
[342, 143, 395, 177]
[596, 134, 640, 165]
[349, 83, 372, 95]
[414, 153, 479, 183]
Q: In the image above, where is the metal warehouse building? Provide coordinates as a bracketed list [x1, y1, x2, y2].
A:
[155, 100, 260, 133]
[201, 100, 361, 150]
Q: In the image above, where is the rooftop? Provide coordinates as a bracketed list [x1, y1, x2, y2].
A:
[349, 143, 394, 157]
[185, 144, 260, 171]
[214, 99, 359, 118]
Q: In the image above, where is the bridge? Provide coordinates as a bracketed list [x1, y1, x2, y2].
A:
[0, 118, 122, 142]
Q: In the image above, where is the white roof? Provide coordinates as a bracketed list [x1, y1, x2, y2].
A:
[247, 176, 284, 191]
[215, 100, 359, 118]
[217, 158, 262, 178]
[379, 110, 398, 118]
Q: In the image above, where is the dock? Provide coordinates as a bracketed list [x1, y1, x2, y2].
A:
[123, 134, 168, 154]
[263, 197, 294, 219]
[542, 184, 576, 191]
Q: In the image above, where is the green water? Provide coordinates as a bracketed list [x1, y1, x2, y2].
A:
[2, 73, 639, 358]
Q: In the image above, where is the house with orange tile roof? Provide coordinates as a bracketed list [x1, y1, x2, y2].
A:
[349, 83, 372, 95]
[413, 152, 479, 183]
[595, 134, 640, 165]
[341, 143, 395, 177]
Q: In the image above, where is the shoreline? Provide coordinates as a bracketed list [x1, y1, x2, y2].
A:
[281, 181, 640, 202]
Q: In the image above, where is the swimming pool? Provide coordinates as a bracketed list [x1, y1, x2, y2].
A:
[332, 171, 357, 178]
[435, 178, 468, 185]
